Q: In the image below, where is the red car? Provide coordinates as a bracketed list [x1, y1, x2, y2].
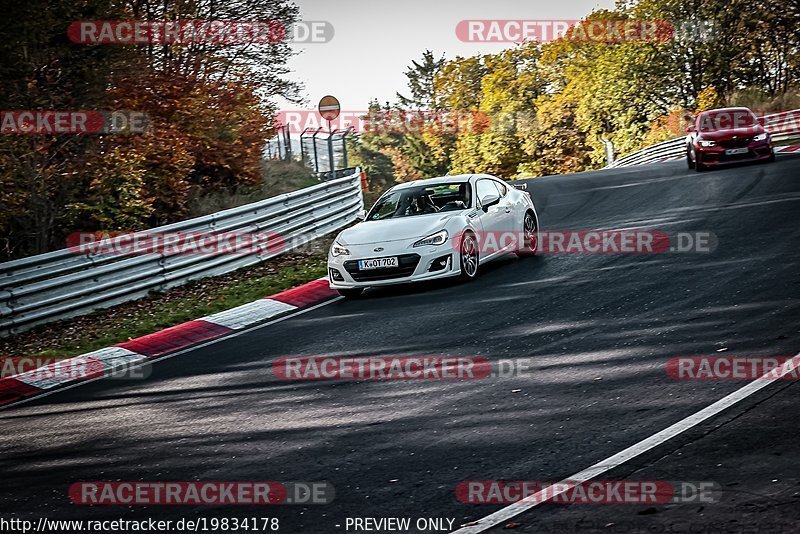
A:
[686, 107, 775, 171]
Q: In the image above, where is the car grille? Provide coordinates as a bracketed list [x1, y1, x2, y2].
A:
[722, 150, 754, 160]
[344, 254, 420, 282]
[719, 137, 751, 149]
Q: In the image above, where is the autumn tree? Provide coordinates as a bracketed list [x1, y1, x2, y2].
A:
[0, 0, 301, 259]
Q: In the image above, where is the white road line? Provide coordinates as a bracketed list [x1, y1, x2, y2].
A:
[451, 353, 800, 533]
[0, 297, 343, 412]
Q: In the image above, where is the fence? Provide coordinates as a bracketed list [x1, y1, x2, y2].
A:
[265, 125, 293, 161]
[609, 109, 800, 168]
[0, 169, 364, 337]
[300, 127, 353, 177]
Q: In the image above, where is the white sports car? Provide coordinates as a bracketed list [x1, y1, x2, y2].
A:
[327, 173, 539, 298]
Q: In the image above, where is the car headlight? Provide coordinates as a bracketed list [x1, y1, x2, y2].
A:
[697, 139, 716, 147]
[330, 241, 350, 257]
[413, 230, 448, 247]
[753, 133, 768, 142]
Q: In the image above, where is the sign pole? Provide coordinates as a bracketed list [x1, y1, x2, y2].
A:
[327, 119, 335, 178]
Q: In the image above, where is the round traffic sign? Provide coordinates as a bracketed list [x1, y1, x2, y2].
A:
[318, 95, 341, 121]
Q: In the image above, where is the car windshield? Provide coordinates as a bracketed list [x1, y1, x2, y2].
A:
[367, 182, 472, 220]
[698, 110, 758, 132]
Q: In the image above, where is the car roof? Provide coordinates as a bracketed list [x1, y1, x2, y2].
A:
[698, 107, 754, 116]
[390, 174, 497, 190]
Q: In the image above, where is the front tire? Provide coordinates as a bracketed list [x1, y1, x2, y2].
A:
[687, 147, 695, 169]
[458, 232, 480, 281]
[337, 288, 363, 299]
[695, 156, 706, 172]
[767, 149, 776, 163]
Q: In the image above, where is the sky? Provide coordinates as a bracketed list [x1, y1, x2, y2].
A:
[279, 0, 616, 112]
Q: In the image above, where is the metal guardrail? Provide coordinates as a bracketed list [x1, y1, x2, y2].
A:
[319, 167, 359, 182]
[609, 109, 800, 168]
[0, 169, 364, 337]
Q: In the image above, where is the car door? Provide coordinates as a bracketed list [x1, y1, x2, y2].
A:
[492, 179, 517, 222]
[475, 178, 508, 258]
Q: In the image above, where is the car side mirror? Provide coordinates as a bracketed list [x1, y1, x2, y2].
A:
[686, 125, 696, 133]
[480, 193, 500, 212]
[356, 209, 367, 221]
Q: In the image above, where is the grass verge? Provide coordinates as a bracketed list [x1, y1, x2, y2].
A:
[0, 237, 332, 359]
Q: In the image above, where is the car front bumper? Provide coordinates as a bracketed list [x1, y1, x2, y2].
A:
[327, 241, 460, 288]
[696, 140, 773, 165]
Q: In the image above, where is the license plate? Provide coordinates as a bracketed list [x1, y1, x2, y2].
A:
[725, 147, 749, 155]
[358, 257, 398, 270]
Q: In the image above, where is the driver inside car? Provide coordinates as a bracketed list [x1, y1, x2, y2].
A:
[411, 193, 439, 214]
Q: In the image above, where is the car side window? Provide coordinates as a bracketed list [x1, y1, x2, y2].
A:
[492, 180, 507, 197]
[476, 180, 497, 206]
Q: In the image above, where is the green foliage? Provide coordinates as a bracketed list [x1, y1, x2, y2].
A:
[352, 0, 799, 183]
[6, 0, 794, 259]
[0, 0, 299, 260]
[397, 50, 446, 109]
[187, 159, 318, 217]
[69, 146, 154, 230]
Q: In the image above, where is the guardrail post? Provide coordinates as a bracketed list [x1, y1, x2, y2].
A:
[599, 136, 615, 166]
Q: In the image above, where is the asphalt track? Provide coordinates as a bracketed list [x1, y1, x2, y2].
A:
[1, 155, 799, 533]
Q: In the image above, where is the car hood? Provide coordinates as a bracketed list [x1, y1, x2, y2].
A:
[699, 125, 765, 140]
[337, 213, 462, 245]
